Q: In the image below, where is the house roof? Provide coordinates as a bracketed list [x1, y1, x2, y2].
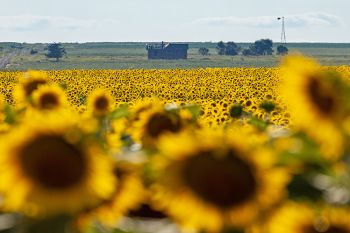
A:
[146, 43, 189, 50]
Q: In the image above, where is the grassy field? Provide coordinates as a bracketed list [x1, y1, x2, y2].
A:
[1, 42, 350, 70]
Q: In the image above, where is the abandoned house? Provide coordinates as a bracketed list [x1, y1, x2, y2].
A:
[146, 42, 189, 60]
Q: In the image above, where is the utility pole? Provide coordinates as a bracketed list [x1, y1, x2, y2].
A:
[277, 17, 286, 44]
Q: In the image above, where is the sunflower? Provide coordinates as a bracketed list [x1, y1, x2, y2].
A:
[87, 89, 114, 117]
[252, 202, 350, 233]
[0, 93, 5, 121]
[150, 129, 290, 232]
[77, 161, 145, 228]
[0, 112, 117, 217]
[128, 99, 197, 146]
[0, 94, 9, 133]
[14, 70, 49, 106]
[280, 56, 348, 158]
[127, 97, 164, 129]
[31, 84, 68, 111]
[0, 93, 4, 107]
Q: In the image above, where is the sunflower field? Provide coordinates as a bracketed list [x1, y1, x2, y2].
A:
[0, 56, 350, 233]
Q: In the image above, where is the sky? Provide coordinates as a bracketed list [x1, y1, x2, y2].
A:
[0, 0, 349, 43]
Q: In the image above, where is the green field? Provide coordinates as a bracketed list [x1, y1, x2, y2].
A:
[1, 42, 350, 70]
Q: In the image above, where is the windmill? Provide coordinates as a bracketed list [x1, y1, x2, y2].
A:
[277, 17, 287, 44]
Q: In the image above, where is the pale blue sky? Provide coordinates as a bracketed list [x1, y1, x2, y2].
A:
[0, 0, 349, 42]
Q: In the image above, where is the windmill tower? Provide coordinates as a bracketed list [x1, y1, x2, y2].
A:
[277, 17, 286, 44]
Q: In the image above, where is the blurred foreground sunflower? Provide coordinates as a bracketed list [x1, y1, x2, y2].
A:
[0, 94, 9, 133]
[0, 112, 117, 217]
[251, 202, 350, 233]
[128, 99, 197, 147]
[87, 89, 114, 117]
[13, 70, 49, 107]
[280, 56, 350, 158]
[77, 161, 145, 228]
[32, 84, 68, 111]
[150, 129, 290, 232]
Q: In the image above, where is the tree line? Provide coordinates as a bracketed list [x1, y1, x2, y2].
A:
[198, 39, 288, 56]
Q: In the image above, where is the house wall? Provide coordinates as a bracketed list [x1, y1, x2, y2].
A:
[147, 48, 188, 60]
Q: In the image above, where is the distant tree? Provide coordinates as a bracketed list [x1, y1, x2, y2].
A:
[216, 41, 226, 55]
[10, 43, 23, 49]
[253, 39, 274, 55]
[30, 49, 38, 55]
[241, 44, 256, 56]
[242, 39, 273, 56]
[216, 41, 240, 56]
[242, 48, 254, 56]
[276, 45, 288, 55]
[198, 47, 209, 56]
[225, 42, 240, 56]
[45, 43, 66, 61]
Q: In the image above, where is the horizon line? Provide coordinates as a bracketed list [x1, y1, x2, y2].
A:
[1, 41, 350, 44]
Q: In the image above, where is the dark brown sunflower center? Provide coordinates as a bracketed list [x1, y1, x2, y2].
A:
[20, 136, 86, 190]
[303, 223, 349, 233]
[308, 78, 336, 115]
[128, 203, 167, 219]
[24, 80, 47, 97]
[94, 96, 109, 112]
[39, 93, 59, 109]
[145, 113, 182, 138]
[183, 150, 256, 208]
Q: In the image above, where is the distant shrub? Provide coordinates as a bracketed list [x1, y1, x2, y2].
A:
[242, 39, 274, 56]
[198, 47, 209, 56]
[45, 43, 66, 62]
[216, 41, 240, 56]
[277, 45, 288, 55]
[30, 49, 38, 55]
[242, 48, 255, 56]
